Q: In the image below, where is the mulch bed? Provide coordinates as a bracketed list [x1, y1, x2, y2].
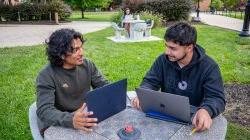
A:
[224, 84, 250, 128]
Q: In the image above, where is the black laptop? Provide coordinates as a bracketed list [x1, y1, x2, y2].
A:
[85, 79, 127, 123]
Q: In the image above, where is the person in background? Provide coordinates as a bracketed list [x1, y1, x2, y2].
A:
[122, 8, 133, 37]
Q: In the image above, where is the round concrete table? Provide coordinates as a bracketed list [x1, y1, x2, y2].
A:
[44, 108, 227, 140]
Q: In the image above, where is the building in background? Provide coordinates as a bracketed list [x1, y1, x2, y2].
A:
[0, 0, 21, 5]
[199, 0, 211, 11]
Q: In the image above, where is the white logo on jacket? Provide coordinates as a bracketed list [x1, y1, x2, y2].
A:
[178, 81, 187, 90]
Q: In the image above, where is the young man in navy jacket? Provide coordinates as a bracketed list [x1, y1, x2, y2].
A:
[132, 22, 226, 132]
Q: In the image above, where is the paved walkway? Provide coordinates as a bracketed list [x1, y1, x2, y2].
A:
[0, 21, 110, 48]
[191, 12, 243, 32]
[0, 13, 245, 48]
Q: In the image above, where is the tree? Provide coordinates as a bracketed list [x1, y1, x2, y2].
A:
[112, 0, 122, 5]
[211, 0, 223, 10]
[224, 0, 246, 10]
[65, 0, 111, 18]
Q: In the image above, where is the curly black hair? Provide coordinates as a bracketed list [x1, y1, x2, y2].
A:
[45, 28, 85, 67]
[164, 22, 197, 46]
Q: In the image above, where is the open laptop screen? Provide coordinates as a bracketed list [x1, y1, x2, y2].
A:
[136, 87, 197, 124]
[86, 79, 127, 123]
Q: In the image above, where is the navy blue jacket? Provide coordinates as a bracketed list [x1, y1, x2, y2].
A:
[140, 45, 226, 118]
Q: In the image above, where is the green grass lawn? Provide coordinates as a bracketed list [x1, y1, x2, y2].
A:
[226, 12, 244, 20]
[68, 11, 118, 21]
[214, 11, 244, 20]
[0, 25, 250, 139]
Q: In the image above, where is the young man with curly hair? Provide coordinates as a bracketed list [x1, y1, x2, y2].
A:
[36, 28, 108, 135]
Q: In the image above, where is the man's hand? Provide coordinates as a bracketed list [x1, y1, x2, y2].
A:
[131, 97, 142, 110]
[192, 108, 212, 132]
[73, 103, 98, 132]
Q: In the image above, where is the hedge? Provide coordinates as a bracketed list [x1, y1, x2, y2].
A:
[0, 1, 71, 22]
[127, 0, 192, 21]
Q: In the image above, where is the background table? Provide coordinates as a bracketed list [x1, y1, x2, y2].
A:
[45, 107, 227, 140]
[123, 20, 146, 40]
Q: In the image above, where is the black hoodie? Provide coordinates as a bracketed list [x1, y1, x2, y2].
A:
[140, 45, 226, 118]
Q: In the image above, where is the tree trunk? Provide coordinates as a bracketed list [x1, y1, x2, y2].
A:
[81, 8, 84, 19]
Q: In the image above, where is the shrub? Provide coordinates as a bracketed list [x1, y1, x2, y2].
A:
[0, 1, 72, 21]
[16, 2, 33, 21]
[136, 0, 192, 21]
[110, 9, 162, 28]
[211, 0, 223, 10]
[139, 11, 163, 28]
[110, 9, 124, 25]
[49, 0, 72, 20]
[122, 0, 141, 13]
[0, 5, 17, 21]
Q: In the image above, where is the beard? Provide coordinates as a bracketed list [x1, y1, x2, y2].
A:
[168, 53, 187, 62]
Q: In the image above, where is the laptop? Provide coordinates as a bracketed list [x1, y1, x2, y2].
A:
[136, 87, 197, 125]
[85, 79, 127, 123]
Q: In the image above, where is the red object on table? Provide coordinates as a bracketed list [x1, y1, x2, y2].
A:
[124, 125, 134, 133]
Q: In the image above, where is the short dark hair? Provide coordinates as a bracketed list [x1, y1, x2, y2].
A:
[164, 22, 197, 46]
[46, 28, 84, 67]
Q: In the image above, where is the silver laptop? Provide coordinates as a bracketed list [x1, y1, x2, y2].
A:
[136, 87, 196, 124]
